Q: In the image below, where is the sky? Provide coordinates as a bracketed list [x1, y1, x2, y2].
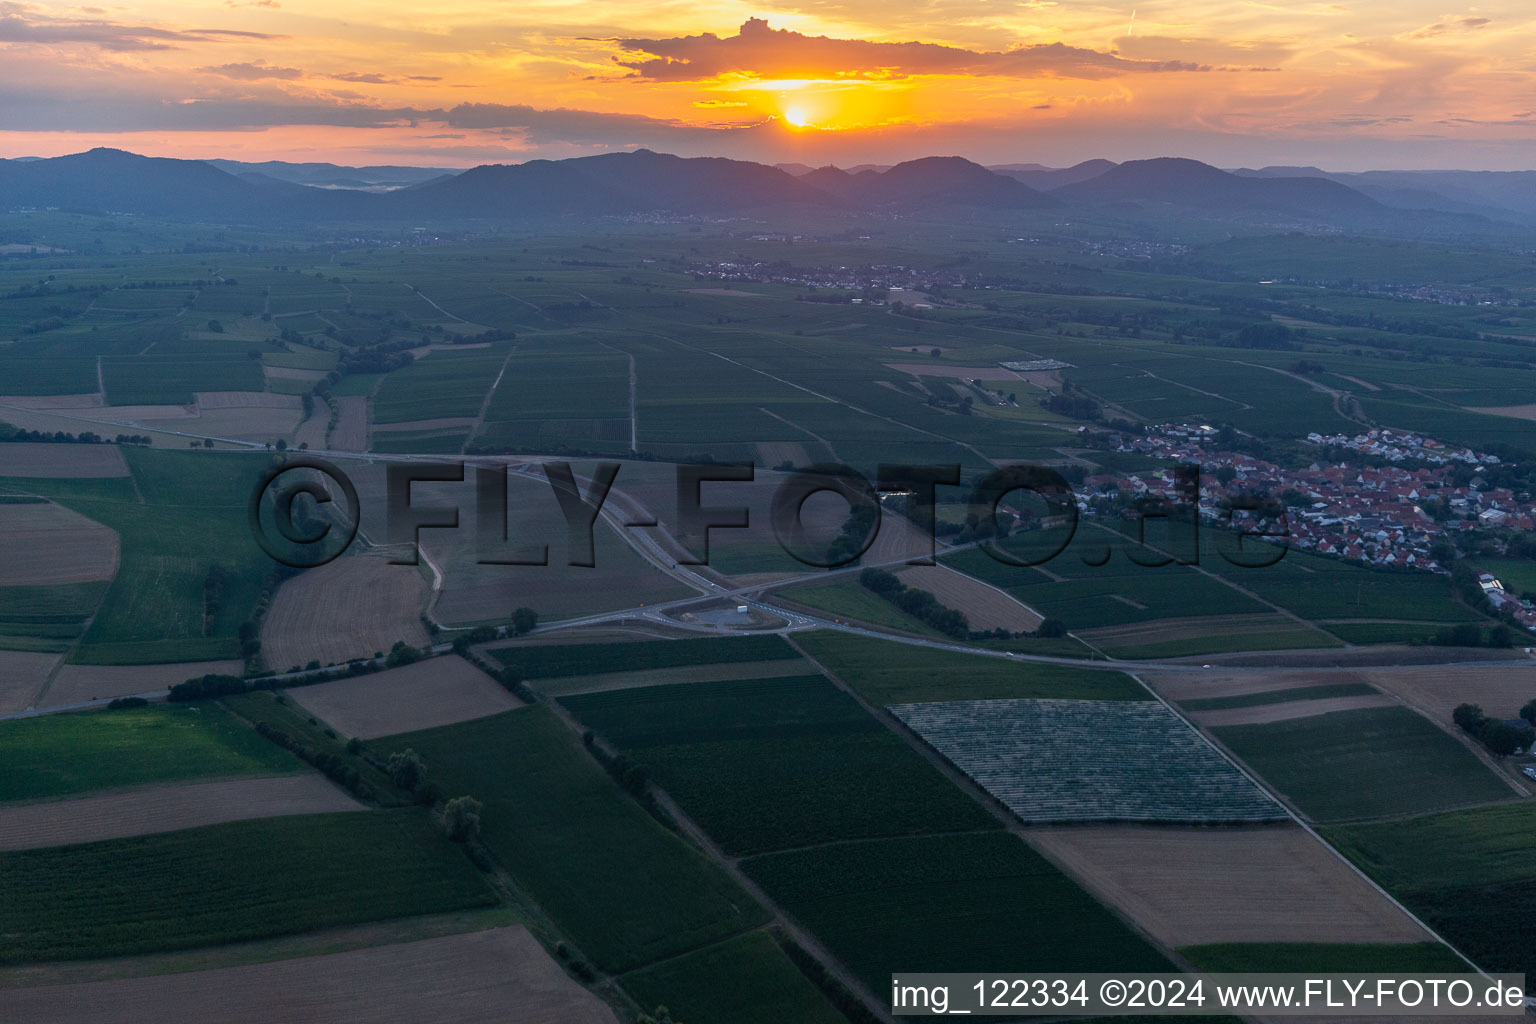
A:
[0, 0, 1532, 169]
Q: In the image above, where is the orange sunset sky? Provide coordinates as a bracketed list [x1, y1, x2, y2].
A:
[0, 0, 1531, 169]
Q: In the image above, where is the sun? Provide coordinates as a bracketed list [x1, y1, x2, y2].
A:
[783, 108, 809, 127]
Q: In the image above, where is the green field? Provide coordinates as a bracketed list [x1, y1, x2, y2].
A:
[619, 931, 852, 1024]
[371, 345, 509, 423]
[781, 581, 942, 635]
[562, 674, 999, 853]
[0, 581, 107, 652]
[1213, 706, 1513, 821]
[490, 634, 799, 678]
[0, 809, 496, 963]
[0, 448, 277, 664]
[1321, 621, 1444, 645]
[1323, 800, 1536, 892]
[1324, 802, 1536, 981]
[742, 831, 1172, 997]
[101, 353, 265, 405]
[378, 706, 767, 973]
[1179, 943, 1467, 973]
[0, 703, 302, 803]
[794, 631, 1146, 704]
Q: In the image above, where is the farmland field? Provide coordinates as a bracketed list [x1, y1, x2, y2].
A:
[38, 657, 244, 706]
[1212, 705, 1515, 821]
[1325, 802, 1536, 980]
[742, 831, 1173, 997]
[260, 553, 430, 670]
[0, 773, 361, 850]
[896, 563, 1043, 632]
[490, 633, 799, 678]
[287, 656, 521, 738]
[1179, 942, 1467, 973]
[0, 703, 302, 803]
[0, 809, 496, 963]
[1024, 824, 1429, 948]
[619, 931, 852, 1024]
[892, 699, 1285, 823]
[530, 656, 816, 697]
[794, 631, 1145, 704]
[0, 648, 60, 712]
[0, 443, 127, 478]
[779, 579, 941, 634]
[378, 706, 768, 973]
[562, 674, 999, 853]
[1, 927, 618, 1024]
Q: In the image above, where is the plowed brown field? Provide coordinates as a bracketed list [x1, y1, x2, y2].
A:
[0, 926, 618, 1024]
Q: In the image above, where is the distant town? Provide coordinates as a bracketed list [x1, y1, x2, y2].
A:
[1082, 424, 1536, 631]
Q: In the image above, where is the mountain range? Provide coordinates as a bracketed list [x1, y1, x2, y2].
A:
[1, 147, 1530, 230]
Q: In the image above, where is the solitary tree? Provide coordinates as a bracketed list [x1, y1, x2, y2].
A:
[1036, 618, 1068, 639]
[442, 796, 482, 842]
[511, 607, 539, 635]
[1520, 699, 1536, 727]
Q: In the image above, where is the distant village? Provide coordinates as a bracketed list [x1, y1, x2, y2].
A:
[1079, 423, 1536, 631]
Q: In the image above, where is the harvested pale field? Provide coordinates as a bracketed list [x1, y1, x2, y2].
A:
[1146, 668, 1359, 702]
[288, 657, 519, 739]
[1353, 663, 1536, 728]
[406, 342, 491, 359]
[40, 659, 243, 707]
[1469, 404, 1536, 421]
[1191, 693, 1397, 727]
[0, 501, 118, 585]
[683, 287, 764, 297]
[0, 926, 618, 1024]
[886, 363, 1022, 381]
[262, 366, 328, 383]
[1078, 615, 1337, 655]
[94, 403, 197, 421]
[0, 650, 61, 714]
[536, 657, 815, 697]
[1026, 824, 1429, 948]
[897, 564, 1041, 632]
[373, 417, 477, 433]
[0, 443, 127, 478]
[866, 510, 945, 565]
[261, 555, 429, 670]
[196, 391, 297, 410]
[0, 394, 103, 409]
[134, 393, 306, 442]
[420, 471, 694, 623]
[294, 407, 328, 450]
[0, 774, 360, 851]
[330, 395, 369, 451]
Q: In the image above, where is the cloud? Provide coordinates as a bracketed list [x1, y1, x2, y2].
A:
[441, 103, 749, 145]
[611, 18, 1207, 82]
[0, 10, 277, 51]
[194, 64, 439, 86]
[1408, 16, 1491, 39]
[197, 61, 303, 80]
[329, 72, 395, 84]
